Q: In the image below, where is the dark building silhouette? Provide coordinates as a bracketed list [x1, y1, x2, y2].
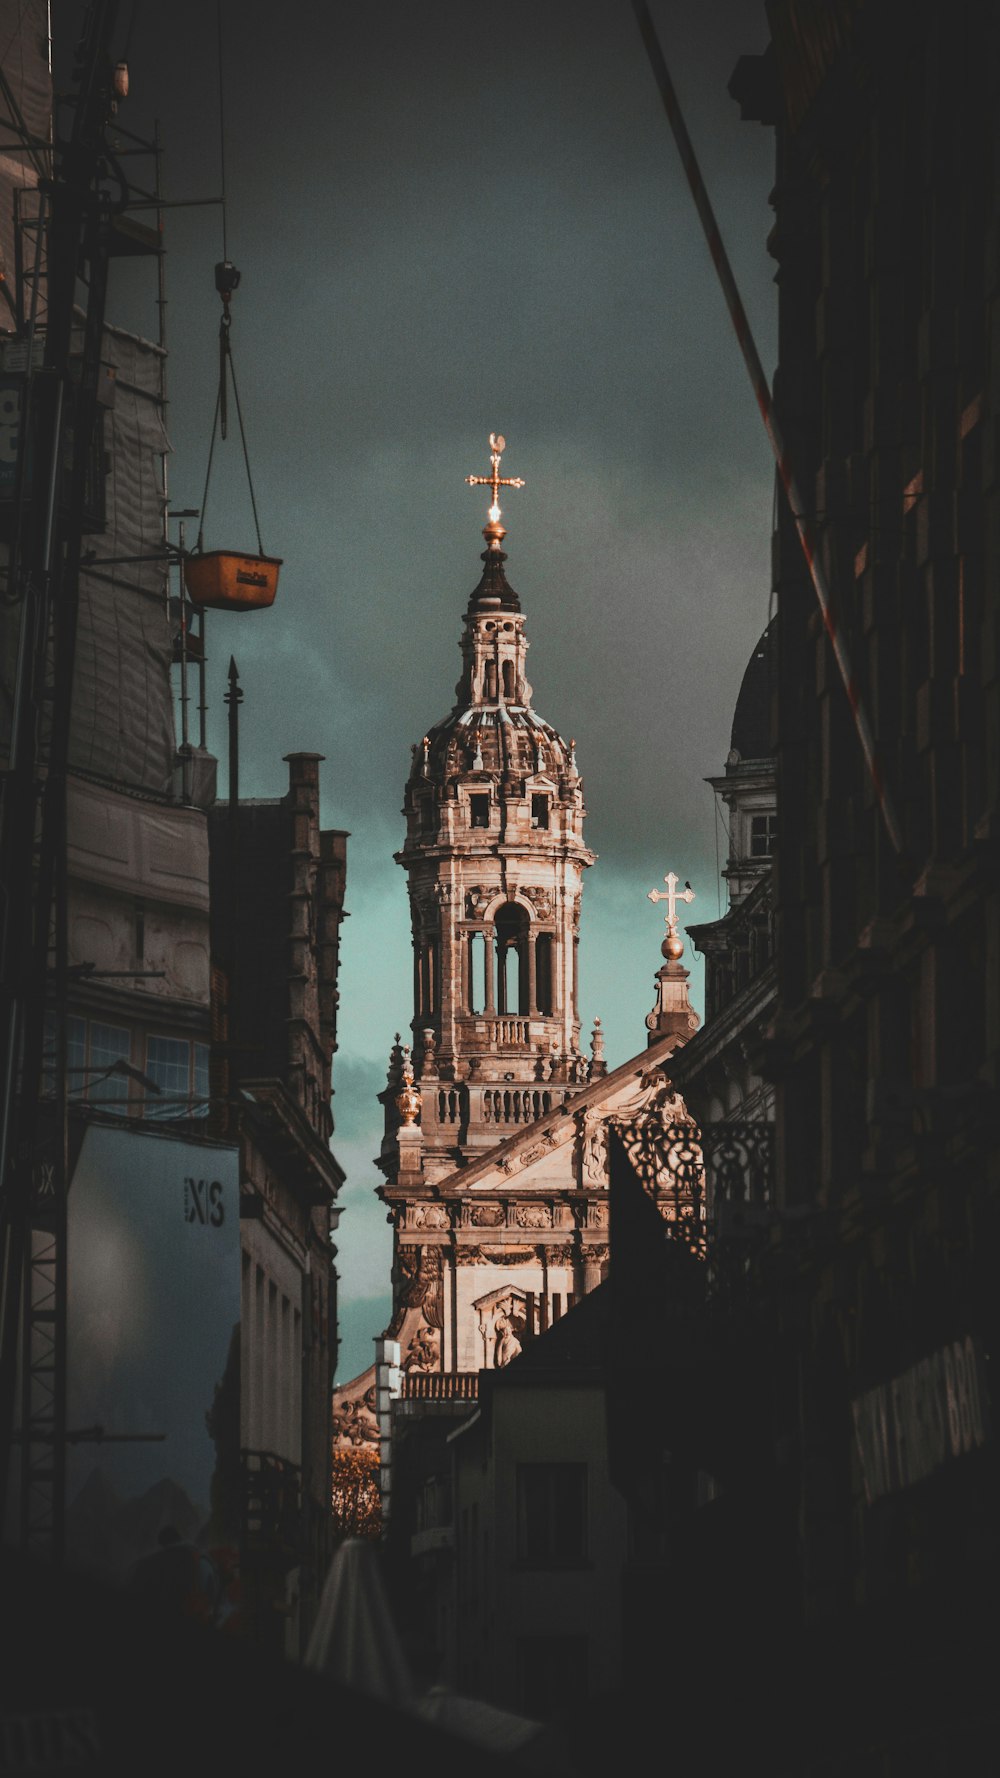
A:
[611, 4, 999, 1771]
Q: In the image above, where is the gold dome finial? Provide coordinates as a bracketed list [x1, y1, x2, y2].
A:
[395, 1047, 421, 1126]
[465, 432, 525, 549]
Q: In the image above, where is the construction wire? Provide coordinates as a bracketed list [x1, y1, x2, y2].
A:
[217, 0, 227, 262]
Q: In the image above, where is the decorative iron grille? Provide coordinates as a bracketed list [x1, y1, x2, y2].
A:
[700, 1121, 775, 1220]
[612, 1115, 706, 1254]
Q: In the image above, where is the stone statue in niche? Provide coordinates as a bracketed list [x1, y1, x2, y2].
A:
[579, 1111, 607, 1186]
[493, 1299, 522, 1368]
[474, 1285, 527, 1368]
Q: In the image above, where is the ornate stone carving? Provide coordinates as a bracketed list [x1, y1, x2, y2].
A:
[577, 1109, 607, 1186]
[393, 1243, 443, 1316]
[403, 1321, 441, 1373]
[544, 1242, 576, 1266]
[469, 1201, 504, 1228]
[332, 1384, 378, 1448]
[523, 886, 553, 920]
[518, 1142, 549, 1169]
[515, 1202, 552, 1229]
[586, 1202, 608, 1227]
[466, 885, 491, 918]
[395, 1049, 421, 1125]
[409, 1201, 450, 1230]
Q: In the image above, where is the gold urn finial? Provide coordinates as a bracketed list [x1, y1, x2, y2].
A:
[647, 871, 695, 961]
[465, 431, 525, 548]
[395, 1047, 421, 1126]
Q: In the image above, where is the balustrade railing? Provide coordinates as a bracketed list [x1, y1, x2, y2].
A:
[485, 1016, 531, 1046]
[401, 1372, 479, 1402]
[483, 1087, 552, 1126]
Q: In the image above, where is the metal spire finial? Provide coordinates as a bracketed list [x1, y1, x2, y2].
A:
[647, 871, 695, 960]
[465, 432, 525, 547]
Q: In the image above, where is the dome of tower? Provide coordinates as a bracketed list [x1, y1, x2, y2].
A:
[422, 705, 575, 784]
[730, 618, 776, 762]
[409, 532, 578, 791]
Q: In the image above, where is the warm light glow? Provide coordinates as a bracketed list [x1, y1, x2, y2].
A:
[465, 434, 525, 532]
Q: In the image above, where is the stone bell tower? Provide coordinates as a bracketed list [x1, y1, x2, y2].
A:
[379, 435, 595, 1187]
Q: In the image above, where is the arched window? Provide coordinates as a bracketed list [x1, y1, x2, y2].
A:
[418, 941, 438, 1016]
[467, 931, 486, 1013]
[493, 902, 529, 1016]
[535, 933, 553, 1015]
[485, 661, 498, 701]
[502, 659, 515, 701]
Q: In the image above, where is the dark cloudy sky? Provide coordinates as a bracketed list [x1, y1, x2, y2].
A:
[107, 0, 776, 1378]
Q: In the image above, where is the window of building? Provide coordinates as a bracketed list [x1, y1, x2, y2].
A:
[531, 793, 549, 830]
[65, 1015, 87, 1095]
[45, 1014, 131, 1112]
[535, 933, 553, 1015]
[467, 931, 486, 1013]
[516, 1462, 587, 1568]
[470, 794, 490, 829]
[145, 1035, 210, 1119]
[750, 812, 778, 857]
[494, 902, 529, 1015]
[88, 1022, 131, 1107]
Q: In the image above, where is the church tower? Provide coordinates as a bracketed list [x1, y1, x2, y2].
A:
[380, 435, 596, 1186]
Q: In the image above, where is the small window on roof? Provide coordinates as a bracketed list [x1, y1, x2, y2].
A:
[750, 813, 777, 857]
[531, 794, 549, 830]
[470, 794, 490, 829]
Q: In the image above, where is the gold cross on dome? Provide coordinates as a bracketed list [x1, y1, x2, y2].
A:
[647, 871, 695, 936]
[465, 432, 525, 525]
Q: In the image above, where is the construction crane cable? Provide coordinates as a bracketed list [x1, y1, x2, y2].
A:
[630, 0, 905, 860]
[217, 0, 227, 262]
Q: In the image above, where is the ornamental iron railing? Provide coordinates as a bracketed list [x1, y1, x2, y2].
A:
[613, 1113, 775, 1254]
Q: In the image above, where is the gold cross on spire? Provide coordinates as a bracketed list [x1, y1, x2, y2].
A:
[647, 871, 695, 937]
[465, 432, 525, 535]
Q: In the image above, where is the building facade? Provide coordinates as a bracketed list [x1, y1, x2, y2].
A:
[352, 444, 700, 1406]
[0, 7, 347, 1657]
[608, 7, 1000, 1771]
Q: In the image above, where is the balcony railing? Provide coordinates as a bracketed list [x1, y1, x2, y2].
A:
[482, 1087, 552, 1126]
[701, 1120, 774, 1226]
[612, 1115, 775, 1252]
[485, 1017, 531, 1047]
[400, 1372, 480, 1403]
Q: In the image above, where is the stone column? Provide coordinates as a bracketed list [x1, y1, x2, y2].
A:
[527, 933, 537, 1014]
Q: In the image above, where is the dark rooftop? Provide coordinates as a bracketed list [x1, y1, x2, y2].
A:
[730, 618, 776, 761]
